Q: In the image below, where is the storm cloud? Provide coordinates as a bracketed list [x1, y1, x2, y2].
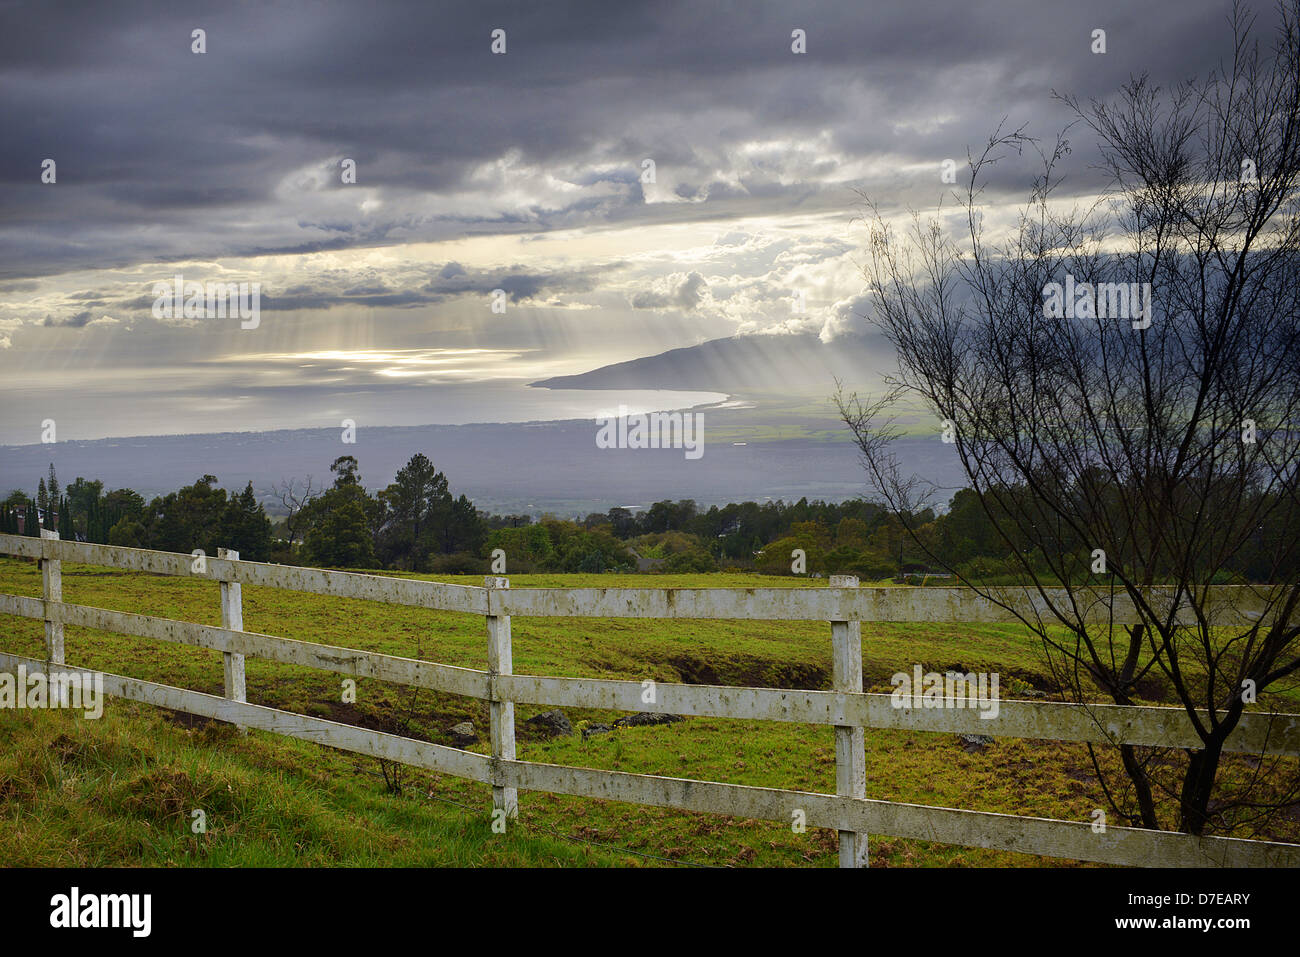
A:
[0, 0, 1273, 441]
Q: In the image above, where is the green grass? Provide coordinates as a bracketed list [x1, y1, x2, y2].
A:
[0, 702, 623, 866]
[0, 556, 1296, 867]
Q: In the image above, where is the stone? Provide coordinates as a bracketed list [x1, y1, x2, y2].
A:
[582, 723, 613, 739]
[525, 709, 573, 736]
[449, 721, 477, 747]
[614, 712, 684, 728]
[958, 733, 994, 752]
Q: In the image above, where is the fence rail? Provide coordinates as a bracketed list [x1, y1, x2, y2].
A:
[0, 533, 1283, 624]
[1, 531, 1298, 868]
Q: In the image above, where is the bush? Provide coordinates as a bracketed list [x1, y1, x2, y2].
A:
[267, 542, 300, 566]
[662, 549, 719, 573]
[849, 557, 897, 582]
[538, 519, 634, 572]
[107, 518, 147, 549]
[427, 552, 486, 575]
[824, 545, 865, 574]
[485, 524, 555, 569]
[1210, 568, 1247, 585]
[629, 531, 704, 558]
[576, 550, 606, 573]
[755, 536, 824, 575]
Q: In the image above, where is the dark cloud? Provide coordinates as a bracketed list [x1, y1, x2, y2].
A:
[417, 263, 608, 303]
[0, 0, 1274, 280]
[43, 310, 94, 327]
[1, 0, 1288, 443]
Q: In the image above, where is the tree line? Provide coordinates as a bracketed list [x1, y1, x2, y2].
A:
[4, 455, 1291, 584]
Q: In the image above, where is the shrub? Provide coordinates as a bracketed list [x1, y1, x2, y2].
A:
[662, 549, 719, 573]
[427, 552, 486, 575]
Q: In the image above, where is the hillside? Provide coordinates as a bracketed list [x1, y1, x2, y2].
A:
[530, 332, 892, 394]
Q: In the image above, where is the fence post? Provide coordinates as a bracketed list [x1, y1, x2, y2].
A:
[217, 548, 247, 733]
[485, 576, 517, 824]
[830, 574, 867, 867]
[40, 528, 64, 668]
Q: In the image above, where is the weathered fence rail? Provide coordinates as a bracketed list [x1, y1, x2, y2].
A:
[1, 531, 1298, 868]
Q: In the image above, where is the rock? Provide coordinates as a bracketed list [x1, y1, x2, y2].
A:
[1025, 689, 1048, 699]
[614, 712, 684, 728]
[449, 721, 477, 747]
[582, 723, 613, 739]
[958, 733, 994, 752]
[525, 709, 572, 736]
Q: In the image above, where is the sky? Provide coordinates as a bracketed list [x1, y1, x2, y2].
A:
[0, 0, 1271, 444]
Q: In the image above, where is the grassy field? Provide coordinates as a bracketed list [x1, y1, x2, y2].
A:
[1, 556, 1297, 867]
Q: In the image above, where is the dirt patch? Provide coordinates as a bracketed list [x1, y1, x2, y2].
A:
[158, 707, 222, 731]
[320, 699, 460, 745]
[1002, 668, 1058, 694]
[1130, 675, 1174, 703]
[667, 654, 720, 685]
[666, 652, 828, 690]
[756, 661, 830, 690]
[49, 733, 91, 765]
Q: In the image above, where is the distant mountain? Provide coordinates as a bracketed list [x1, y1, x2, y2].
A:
[0, 334, 948, 517]
[0, 417, 962, 517]
[530, 332, 890, 394]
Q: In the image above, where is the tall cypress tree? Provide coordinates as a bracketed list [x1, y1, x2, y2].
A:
[47, 464, 60, 511]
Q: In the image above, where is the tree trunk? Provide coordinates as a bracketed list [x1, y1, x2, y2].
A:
[1179, 743, 1224, 835]
[1120, 744, 1160, 830]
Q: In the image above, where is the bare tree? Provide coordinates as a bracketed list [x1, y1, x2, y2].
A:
[839, 1, 1300, 836]
[272, 476, 316, 547]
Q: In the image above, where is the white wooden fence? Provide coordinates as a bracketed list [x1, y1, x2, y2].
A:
[2, 531, 1299, 867]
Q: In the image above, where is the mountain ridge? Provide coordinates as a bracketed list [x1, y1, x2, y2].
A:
[530, 332, 890, 394]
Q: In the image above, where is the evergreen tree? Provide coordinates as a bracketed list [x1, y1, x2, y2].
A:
[305, 496, 376, 568]
[330, 455, 361, 487]
[46, 464, 59, 512]
[220, 482, 273, 560]
[107, 516, 147, 548]
[66, 477, 103, 540]
[302, 459, 377, 568]
[146, 475, 227, 554]
[376, 453, 452, 570]
[444, 494, 486, 553]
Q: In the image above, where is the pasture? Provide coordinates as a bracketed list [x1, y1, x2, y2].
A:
[1, 555, 1297, 867]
